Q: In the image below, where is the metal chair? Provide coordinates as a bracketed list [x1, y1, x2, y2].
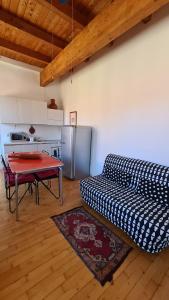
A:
[34, 154, 60, 204]
[1, 155, 35, 213]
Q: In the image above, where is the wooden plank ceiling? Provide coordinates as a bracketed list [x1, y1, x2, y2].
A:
[0, 0, 169, 84]
[0, 0, 110, 68]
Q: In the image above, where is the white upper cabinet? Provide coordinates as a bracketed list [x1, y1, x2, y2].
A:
[0, 96, 19, 124]
[31, 100, 47, 124]
[47, 109, 64, 125]
[18, 99, 33, 124]
[0, 97, 63, 125]
[18, 99, 47, 124]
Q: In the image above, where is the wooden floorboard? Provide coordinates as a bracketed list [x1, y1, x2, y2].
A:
[0, 172, 168, 300]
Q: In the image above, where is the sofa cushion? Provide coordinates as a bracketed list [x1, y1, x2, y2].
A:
[81, 175, 136, 205]
[137, 178, 169, 205]
[104, 167, 131, 188]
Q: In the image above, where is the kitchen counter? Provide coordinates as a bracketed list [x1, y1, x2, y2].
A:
[4, 140, 61, 146]
[2, 140, 62, 159]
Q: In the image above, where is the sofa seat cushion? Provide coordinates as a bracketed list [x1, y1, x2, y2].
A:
[80, 175, 169, 253]
[81, 175, 139, 209]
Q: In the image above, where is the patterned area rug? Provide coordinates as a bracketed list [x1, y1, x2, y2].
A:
[51, 207, 132, 285]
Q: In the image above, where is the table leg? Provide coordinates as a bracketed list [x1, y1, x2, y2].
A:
[58, 167, 63, 205]
[15, 174, 19, 221]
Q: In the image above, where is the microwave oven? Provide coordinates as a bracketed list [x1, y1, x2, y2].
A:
[10, 132, 30, 141]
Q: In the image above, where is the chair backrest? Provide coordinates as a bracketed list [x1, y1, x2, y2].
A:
[102, 153, 169, 189]
[1, 155, 8, 172]
[42, 150, 49, 155]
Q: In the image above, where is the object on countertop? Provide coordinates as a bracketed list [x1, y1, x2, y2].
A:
[48, 99, 58, 110]
[10, 132, 30, 141]
[8, 152, 42, 159]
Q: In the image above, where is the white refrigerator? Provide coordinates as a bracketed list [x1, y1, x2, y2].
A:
[61, 126, 92, 179]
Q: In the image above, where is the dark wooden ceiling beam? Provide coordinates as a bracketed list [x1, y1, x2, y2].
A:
[43, 0, 89, 27]
[0, 37, 51, 62]
[0, 8, 68, 49]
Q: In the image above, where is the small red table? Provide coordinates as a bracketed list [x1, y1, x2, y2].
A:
[8, 152, 64, 221]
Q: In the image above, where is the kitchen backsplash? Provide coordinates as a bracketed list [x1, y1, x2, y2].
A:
[0, 124, 61, 145]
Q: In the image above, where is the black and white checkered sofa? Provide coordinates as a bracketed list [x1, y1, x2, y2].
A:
[80, 154, 169, 253]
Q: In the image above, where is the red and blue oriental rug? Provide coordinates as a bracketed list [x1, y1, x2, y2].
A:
[51, 207, 132, 285]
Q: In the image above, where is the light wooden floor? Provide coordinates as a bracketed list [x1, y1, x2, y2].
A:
[0, 172, 169, 300]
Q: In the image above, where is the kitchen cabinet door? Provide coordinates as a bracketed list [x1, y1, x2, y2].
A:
[18, 99, 33, 124]
[0, 97, 19, 124]
[31, 101, 47, 125]
[47, 109, 63, 125]
[18, 99, 47, 125]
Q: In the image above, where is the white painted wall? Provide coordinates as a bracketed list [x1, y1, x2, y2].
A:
[0, 60, 62, 107]
[60, 5, 169, 175]
[0, 61, 62, 157]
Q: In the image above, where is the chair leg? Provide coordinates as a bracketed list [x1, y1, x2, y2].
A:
[28, 183, 33, 195]
[37, 183, 40, 205]
[6, 186, 12, 200]
[35, 182, 39, 205]
[58, 177, 60, 198]
[7, 188, 10, 200]
[35, 182, 37, 204]
[5, 186, 9, 200]
[29, 184, 33, 195]
[47, 180, 51, 188]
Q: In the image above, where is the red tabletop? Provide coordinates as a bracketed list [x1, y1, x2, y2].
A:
[8, 152, 63, 174]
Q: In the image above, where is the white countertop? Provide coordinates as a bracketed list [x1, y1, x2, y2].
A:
[4, 140, 61, 146]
